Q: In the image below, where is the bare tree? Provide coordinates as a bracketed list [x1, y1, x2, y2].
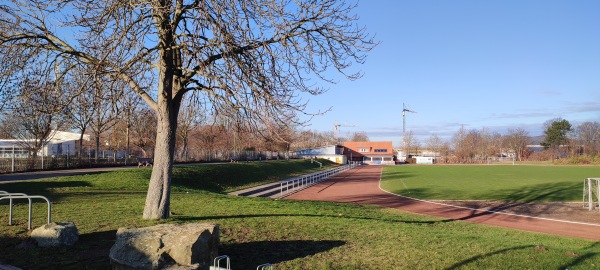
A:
[88, 76, 121, 161]
[503, 128, 530, 161]
[0, 78, 66, 164]
[0, 1, 376, 219]
[130, 108, 158, 158]
[404, 130, 419, 157]
[191, 124, 226, 161]
[63, 64, 96, 158]
[575, 121, 600, 156]
[176, 94, 205, 161]
[117, 91, 144, 163]
[425, 134, 444, 161]
[453, 126, 480, 163]
[290, 129, 336, 150]
[349, 131, 369, 142]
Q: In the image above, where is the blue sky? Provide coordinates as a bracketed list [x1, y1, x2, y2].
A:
[301, 0, 600, 147]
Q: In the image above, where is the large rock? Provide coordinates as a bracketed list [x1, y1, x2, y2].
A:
[31, 221, 79, 247]
[109, 223, 219, 270]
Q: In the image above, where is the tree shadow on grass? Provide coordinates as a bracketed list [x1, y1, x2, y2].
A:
[445, 245, 536, 269]
[456, 182, 581, 222]
[446, 243, 600, 270]
[560, 241, 600, 270]
[0, 180, 93, 202]
[171, 212, 446, 225]
[0, 230, 116, 270]
[486, 182, 580, 203]
[219, 240, 346, 268]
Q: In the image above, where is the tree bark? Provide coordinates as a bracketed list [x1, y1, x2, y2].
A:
[78, 127, 87, 158]
[142, 28, 183, 218]
[142, 104, 179, 219]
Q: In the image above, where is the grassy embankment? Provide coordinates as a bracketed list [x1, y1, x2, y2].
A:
[1, 161, 599, 269]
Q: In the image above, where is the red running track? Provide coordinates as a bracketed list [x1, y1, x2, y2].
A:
[286, 165, 600, 241]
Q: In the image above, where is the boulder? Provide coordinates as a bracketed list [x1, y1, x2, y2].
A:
[109, 223, 219, 270]
[31, 221, 79, 247]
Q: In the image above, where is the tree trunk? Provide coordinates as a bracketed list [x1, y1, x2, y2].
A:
[78, 127, 87, 158]
[95, 134, 100, 163]
[126, 123, 130, 164]
[143, 106, 178, 219]
[142, 37, 182, 219]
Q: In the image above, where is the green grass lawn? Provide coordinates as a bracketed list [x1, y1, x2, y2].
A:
[1, 161, 600, 269]
[381, 165, 600, 202]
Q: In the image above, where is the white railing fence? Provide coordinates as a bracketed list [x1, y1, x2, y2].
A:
[279, 163, 359, 198]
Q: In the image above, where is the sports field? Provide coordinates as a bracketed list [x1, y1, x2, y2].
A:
[381, 165, 600, 202]
[2, 162, 600, 269]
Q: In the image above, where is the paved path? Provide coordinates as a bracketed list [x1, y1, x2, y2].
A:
[287, 165, 600, 241]
[0, 162, 229, 183]
[0, 166, 136, 183]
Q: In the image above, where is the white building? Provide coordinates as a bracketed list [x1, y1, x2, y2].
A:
[415, 156, 434, 165]
[0, 130, 90, 158]
[296, 145, 347, 164]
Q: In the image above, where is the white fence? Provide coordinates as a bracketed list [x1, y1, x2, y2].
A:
[278, 163, 359, 198]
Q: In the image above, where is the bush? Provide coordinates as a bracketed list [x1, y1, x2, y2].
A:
[527, 150, 554, 161]
[553, 155, 600, 165]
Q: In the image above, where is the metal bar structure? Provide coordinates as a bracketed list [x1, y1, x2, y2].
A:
[583, 178, 600, 211]
[279, 163, 359, 197]
[210, 255, 231, 270]
[0, 193, 52, 230]
[257, 263, 273, 270]
[1, 193, 27, 226]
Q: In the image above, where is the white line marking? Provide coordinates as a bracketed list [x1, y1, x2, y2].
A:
[377, 168, 600, 228]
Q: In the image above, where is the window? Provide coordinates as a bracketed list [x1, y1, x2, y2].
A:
[374, 149, 388, 153]
[358, 148, 369, 153]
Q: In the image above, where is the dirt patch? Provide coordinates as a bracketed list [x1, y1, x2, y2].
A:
[433, 200, 600, 224]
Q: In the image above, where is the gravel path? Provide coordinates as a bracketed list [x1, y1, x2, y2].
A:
[286, 165, 600, 241]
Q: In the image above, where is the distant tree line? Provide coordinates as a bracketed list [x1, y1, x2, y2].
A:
[412, 118, 600, 164]
[0, 78, 375, 163]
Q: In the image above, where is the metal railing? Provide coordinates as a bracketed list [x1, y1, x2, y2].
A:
[279, 163, 359, 197]
[211, 255, 231, 270]
[257, 263, 273, 270]
[210, 255, 273, 270]
[0, 191, 52, 230]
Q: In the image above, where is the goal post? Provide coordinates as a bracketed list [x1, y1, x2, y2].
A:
[583, 178, 600, 211]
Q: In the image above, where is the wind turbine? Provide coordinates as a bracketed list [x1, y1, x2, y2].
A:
[402, 103, 416, 160]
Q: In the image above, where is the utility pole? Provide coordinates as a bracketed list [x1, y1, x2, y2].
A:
[402, 103, 417, 161]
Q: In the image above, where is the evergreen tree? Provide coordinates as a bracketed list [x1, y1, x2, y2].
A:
[541, 118, 572, 159]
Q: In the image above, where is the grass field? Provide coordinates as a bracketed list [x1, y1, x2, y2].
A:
[1, 161, 600, 269]
[381, 165, 600, 202]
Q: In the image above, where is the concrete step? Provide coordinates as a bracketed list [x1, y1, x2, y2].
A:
[229, 181, 283, 197]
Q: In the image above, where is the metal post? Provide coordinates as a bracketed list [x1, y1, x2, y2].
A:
[8, 197, 13, 225]
[597, 179, 600, 212]
[589, 178, 594, 211]
[28, 198, 32, 229]
[583, 179, 587, 209]
[11, 145, 15, 172]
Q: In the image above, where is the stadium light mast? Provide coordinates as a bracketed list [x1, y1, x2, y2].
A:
[402, 103, 416, 161]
